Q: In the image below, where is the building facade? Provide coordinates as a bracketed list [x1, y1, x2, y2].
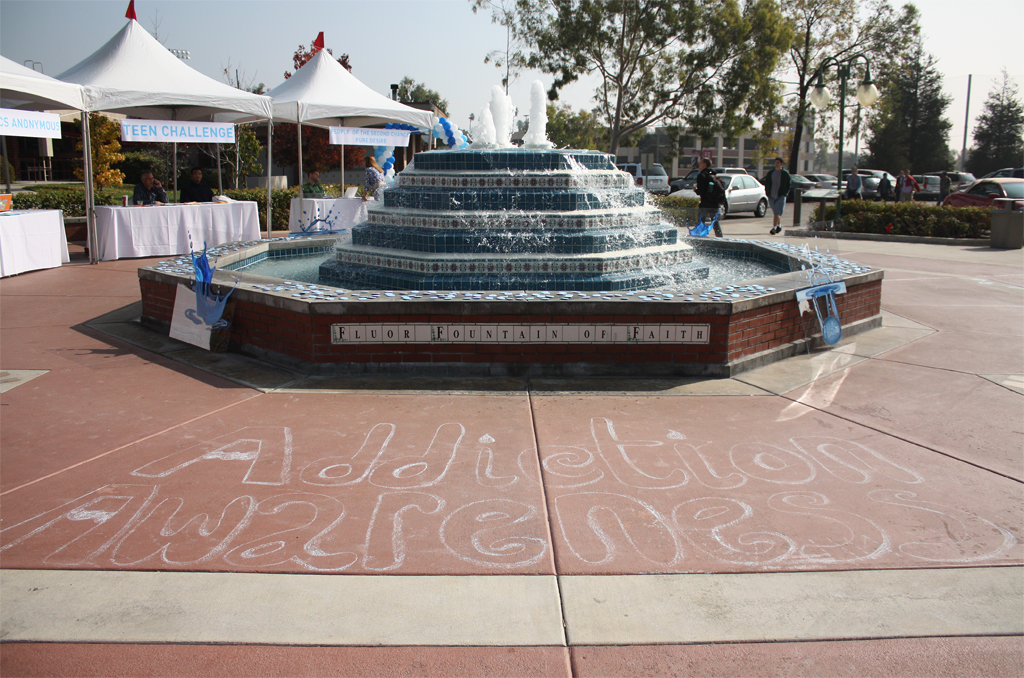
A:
[616, 126, 818, 179]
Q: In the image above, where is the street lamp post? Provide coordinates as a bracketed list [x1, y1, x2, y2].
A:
[808, 53, 880, 222]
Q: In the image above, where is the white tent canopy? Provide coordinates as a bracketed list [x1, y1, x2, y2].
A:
[57, 19, 271, 120]
[261, 49, 432, 129]
[236, 48, 434, 195]
[54, 19, 275, 261]
[1, 56, 86, 110]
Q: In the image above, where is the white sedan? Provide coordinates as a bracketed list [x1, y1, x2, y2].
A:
[669, 175, 769, 217]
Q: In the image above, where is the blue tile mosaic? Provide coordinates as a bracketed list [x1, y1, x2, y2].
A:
[330, 148, 701, 291]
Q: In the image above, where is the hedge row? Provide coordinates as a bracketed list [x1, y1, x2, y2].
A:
[652, 194, 701, 227]
[13, 189, 117, 213]
[12, 184, 353, 232]
[810, 200, 990, 239]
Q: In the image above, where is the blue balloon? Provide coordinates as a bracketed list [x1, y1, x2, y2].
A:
[385, 123, 393, 129]
[438, 117, 447, 124]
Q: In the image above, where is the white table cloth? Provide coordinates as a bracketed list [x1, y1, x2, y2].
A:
[289, 197, 369, 233]
[0, 210, 70, 277]
[95, 202, 260, 261]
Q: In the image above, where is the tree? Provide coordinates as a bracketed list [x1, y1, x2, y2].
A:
[781, 0, 920, 176]
[397, 77, 449, 116]
[74, 113, 125, 188]
[222, 124, 264, 188]
[274, 126, 365, 177]
[486, 0, 792, 155]
[863, 41, 952, 173]
[544, 103, 607, 149]
[966, 71, 1024, 177]
[276, 44, 362, 179]
[284, 41, 350, 79]
[470, 0, 528, 90]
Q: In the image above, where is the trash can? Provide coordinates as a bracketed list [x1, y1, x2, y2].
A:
[990, 198, 1023, 249]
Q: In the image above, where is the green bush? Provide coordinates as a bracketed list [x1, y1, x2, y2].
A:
[13, 189, 117, 214]
[652, 194, 701, 227]
[811, 200, 990, 239]
[116, 150, 169, 185]
[223, 187, 300, 232]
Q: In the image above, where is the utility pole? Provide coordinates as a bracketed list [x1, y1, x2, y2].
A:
[960, 74, 972, 172]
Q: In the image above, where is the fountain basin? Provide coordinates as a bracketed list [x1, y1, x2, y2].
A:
[138, 235, 883, 378]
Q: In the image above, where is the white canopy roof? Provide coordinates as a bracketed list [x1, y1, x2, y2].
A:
[1, 56, 86, 110]
[262, 49, 433, 130]
[57, 20, 272, 120]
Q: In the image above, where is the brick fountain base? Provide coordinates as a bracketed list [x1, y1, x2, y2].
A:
[138, 235, 882, 378]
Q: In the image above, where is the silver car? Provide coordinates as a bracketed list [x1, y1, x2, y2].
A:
[719, 174, 768, 217]
[802, 173, 839, 189]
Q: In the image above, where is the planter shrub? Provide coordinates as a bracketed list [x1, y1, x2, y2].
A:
[653, 194, 701, 228]
[13, 189, 116, 214]
[811, 200, 990, 238]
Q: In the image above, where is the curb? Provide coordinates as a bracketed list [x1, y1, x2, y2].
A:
[785, 229, 990, 246]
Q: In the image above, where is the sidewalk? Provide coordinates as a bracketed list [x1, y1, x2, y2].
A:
[1, 223, 1021, 677]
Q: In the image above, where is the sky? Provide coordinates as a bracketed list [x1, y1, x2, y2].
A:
[2, 0, 1022, 154]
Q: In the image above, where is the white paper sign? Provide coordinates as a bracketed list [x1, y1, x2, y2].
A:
[329, 126, 412, 146]
[169, 283, 212, 349]
[0, 108, 62, 139]
[121, 119, 235, 143]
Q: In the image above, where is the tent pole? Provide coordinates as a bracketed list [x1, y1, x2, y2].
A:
[81, 114, 98, 265]
[297, 102, 303, 236]
[266, 120, 272, 239]
[235, 141, 240, 189]
[172, 142, 178, 203]
[1, 135, 10, 193]
[216, 142, 223, 194]
[297, 102, 303, 191]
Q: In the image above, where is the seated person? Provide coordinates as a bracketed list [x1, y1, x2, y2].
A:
[179, 167, 214, 203]
[301, 170, 326, 198]
[132, 170, 168, 205]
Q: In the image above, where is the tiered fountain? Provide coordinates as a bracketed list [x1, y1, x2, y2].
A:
[320, 146, 706, 291]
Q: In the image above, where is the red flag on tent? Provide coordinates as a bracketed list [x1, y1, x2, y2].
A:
[313, 32, 324, 52]
[125, 0, 137, 20]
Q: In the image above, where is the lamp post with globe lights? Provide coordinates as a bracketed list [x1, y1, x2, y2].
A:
[808, 53, 880, 221]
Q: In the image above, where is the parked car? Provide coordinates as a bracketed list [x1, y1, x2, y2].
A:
[925, 170, 975, 189]
[617, 163, 670, 195]
[942, 178, 1024, 209]
[670, 168, 701, 192]
[913, 175, 944, 202]
[719, 174, 769, 217]
[788, 174, 817, 199]
[802, 173, 839, 189]
[980, 167, 1024, 179]
[669, 167, 747, 193]
[841, 168, 897, 184]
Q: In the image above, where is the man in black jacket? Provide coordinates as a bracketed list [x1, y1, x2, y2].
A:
[694, 159, 724, 237]
[761, 157, 791, 235]
[180, 167, 214, 203]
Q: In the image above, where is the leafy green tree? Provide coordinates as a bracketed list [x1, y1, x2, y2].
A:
[284, 41, 350, 79]
[781, 0, 920, 175]
[863, 41, 952, 173]
[223, 124, 264, 188]
[544, 103, 607, 149]
[484, 0, 792, 155]
[397, 77, 449, 116]
[74, 113, 125, 188]
[966, 71, 1024, 177]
